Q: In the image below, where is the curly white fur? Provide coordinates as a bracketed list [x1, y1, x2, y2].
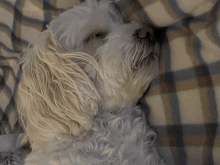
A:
[16, 0, 164, 164]
[25, 107, 164, 165]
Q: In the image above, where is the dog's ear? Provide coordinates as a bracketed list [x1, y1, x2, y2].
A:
[17, 30, 100, 148]
[87, 0, 123, 23]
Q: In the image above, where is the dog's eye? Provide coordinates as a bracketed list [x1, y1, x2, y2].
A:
[95, 32, 106, 38]
[84, 32, 107, 44]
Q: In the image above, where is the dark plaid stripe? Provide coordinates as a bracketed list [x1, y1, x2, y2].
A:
[160, 0, 182, 20]
[158, 36, 187, 164]
[211, 1, 220, 45]
[167, 0, 191, 18]
[43, 0, 52, 31]
[0, 0, 15, 12]
[150, 61, 220, 94]
[155, 124, 219, 143]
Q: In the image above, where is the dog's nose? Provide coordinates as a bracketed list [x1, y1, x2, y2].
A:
[136, 29, 151, 39]
[135, 27, 153, 39]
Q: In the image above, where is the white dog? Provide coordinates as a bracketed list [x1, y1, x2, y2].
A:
[15, 0, 165, 164]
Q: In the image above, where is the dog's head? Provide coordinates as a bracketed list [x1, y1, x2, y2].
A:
[49, 0, 160, 109]
[17, 0, 161, 148]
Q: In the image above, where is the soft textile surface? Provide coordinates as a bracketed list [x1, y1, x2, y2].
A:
[0, 0, 220, 164]
[0, 134, 20, 152]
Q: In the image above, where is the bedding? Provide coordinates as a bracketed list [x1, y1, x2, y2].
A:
[0, 0, 219, 164]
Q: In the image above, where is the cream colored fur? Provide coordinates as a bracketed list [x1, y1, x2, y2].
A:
[17, 30, 100, 148]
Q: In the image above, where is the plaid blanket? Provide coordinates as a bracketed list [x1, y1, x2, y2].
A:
[0, 0, 219, 164]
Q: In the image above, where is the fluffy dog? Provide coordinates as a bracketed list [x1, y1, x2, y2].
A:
[15, 0, 165, 164]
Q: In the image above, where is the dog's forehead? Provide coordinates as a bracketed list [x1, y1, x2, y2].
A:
[76, 4, 121, 31]
[50, 2, 122, 32]
[83, 9, 112, 33]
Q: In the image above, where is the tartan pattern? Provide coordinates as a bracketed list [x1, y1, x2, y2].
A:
[0, 0, 219, 164]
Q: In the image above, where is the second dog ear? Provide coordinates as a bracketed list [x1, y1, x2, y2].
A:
[107, 2, 123, 24]
[17, 30, 100, 148]
[48, 8, 89, 50]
